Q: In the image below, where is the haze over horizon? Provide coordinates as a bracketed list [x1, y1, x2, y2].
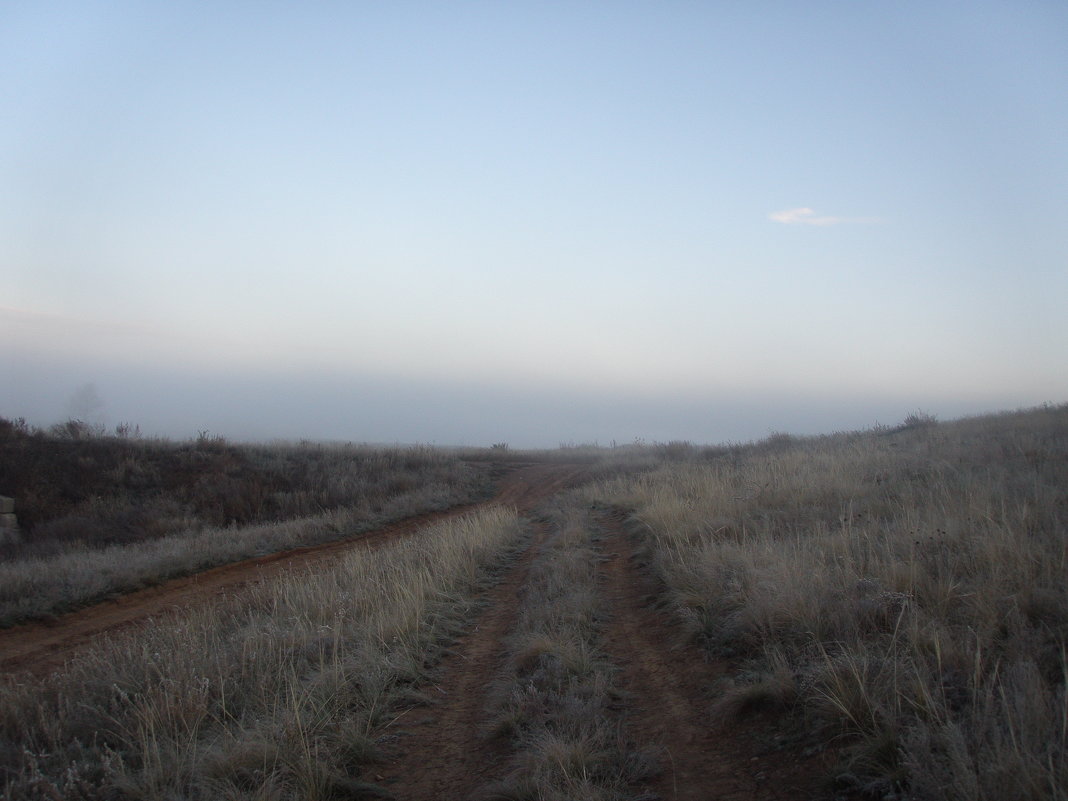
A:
[3, 3, 1066, 447]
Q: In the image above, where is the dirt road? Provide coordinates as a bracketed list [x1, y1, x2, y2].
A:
[371, 508, 842, 801]
[0, 462, 588, 676]
[2, 462, 845, 799]
[376, 520, 552, 797]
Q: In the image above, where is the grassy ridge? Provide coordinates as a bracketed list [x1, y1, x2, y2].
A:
[0, 418, 488, 558]
[586, 405, 1068, 799]
[0, 420, 492, 625]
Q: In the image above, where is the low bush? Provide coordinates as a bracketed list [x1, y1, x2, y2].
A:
[0, 419, 489, 552]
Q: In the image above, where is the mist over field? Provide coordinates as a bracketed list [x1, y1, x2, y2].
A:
[0, 334, 1024, 448]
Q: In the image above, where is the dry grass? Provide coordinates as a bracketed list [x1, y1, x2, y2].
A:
[0, 505, 523, 799]
[586, 404, 1068, 800]
[481, 503, 655, 801]
[0, 419, 488, 544]
[0, 477, 480, 627]
[0, 423, 491, 626]
[0, 417, 665, 627]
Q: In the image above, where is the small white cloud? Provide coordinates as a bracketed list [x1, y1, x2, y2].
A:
[769, 207, 880, 226]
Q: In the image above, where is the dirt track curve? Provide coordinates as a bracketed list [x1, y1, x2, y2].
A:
[0, 462, 588, 677]
[2, 463, 847, 799]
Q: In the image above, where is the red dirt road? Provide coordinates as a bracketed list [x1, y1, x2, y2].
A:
[1, 464, 847, 799]
[0, 462, 588, 677]
[375, 520, 551, 798]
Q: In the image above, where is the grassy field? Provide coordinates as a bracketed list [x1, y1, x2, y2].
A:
[584, 404, 1068, 799]
[1, 405, 1064, 799]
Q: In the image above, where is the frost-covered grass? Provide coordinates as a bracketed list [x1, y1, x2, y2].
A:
[1, 506, 524, 800]
[587, 405, 1068, 800]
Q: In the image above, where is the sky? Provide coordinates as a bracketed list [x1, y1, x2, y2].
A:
[2, 1, 1067, 447]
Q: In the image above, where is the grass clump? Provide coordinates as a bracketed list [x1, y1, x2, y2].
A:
[586, 404, 1068, 800]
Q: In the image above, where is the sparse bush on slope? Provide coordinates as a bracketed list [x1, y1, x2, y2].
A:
[0, 417, 488, 558]
[0, 419, 492, 625]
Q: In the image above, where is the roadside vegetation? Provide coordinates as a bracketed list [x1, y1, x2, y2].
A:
[0, 418, 492, 625]
[0, 417, 490, 555]
[584, 404, 1068, 800]
[0, 506, 524, 799]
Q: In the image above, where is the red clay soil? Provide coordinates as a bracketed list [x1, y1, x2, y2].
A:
[597, 510, 841, 801]
[374, 521, 551, 799]
[0, 462, 588, 677]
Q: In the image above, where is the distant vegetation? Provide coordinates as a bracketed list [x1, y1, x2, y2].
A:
[0, 417, 488, 555]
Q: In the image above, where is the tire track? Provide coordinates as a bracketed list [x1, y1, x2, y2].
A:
[374, 520, 551, 799]
[596, 510, 833, 801]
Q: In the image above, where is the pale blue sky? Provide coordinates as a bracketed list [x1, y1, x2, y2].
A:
[3, 2, 1066, 445]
